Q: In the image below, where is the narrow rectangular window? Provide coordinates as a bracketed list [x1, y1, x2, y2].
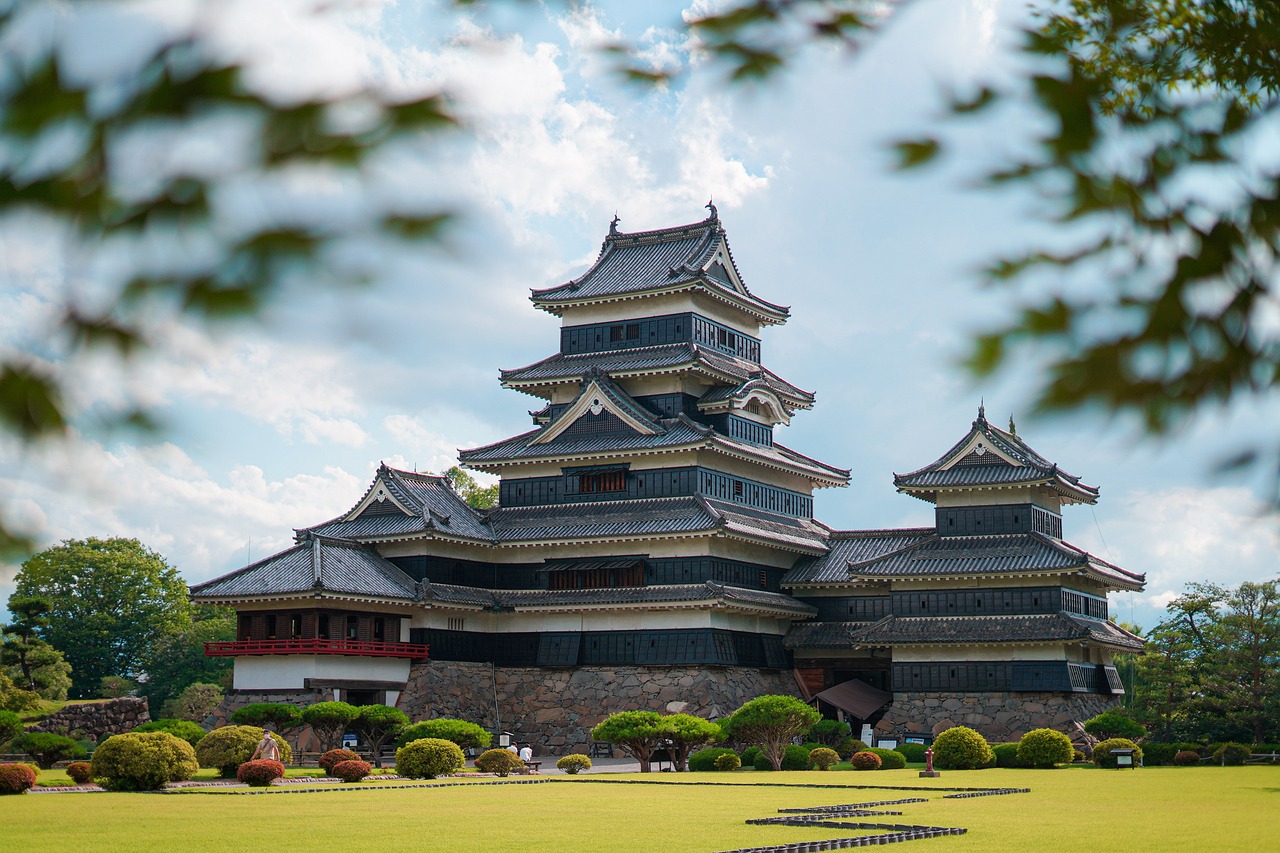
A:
[626, 323, 640, 340]
[265, 614, 277, 639]
[346, 615, 358, 640]
[373, 617, 385, 641]
[318, 614, 329, 639]
[290, 613, 302, 639]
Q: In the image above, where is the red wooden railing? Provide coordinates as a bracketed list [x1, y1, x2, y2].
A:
[204, 638, 430, 659]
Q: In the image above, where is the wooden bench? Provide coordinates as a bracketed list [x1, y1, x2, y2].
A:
[523, 761, 541, 773]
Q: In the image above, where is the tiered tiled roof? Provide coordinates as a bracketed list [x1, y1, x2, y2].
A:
[190, 534, 420, 603]
[530, 210, 789, 324]
[486, 494, 830, 553]
[499, 343, 815, 411]
[459, 412, 849, 485]
[784, 613, 1143, 653]
[419, 580, 817, 616]
[894, 406, 1099, 505]
[303, 465, 492, 543]
[784, 528, 935, 586]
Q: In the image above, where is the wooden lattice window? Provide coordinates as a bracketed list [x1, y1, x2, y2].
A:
[580, 470, 625, 493]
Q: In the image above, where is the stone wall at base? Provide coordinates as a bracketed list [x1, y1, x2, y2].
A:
[32, 697, 150, 743]
[397, 661, 801, 752]
[874, 691, 1122, 743]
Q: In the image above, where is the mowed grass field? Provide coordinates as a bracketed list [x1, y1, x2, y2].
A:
[1, 765, 1277, 852]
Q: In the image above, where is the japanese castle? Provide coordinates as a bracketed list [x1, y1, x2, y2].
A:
[192, 206, 1144, 747]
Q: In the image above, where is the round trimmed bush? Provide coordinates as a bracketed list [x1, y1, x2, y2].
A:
[395, 738, 464, 779]
[1018, 728, 1073, 769]
[867, 747, 906, 770]
[476, 748, 525, 777]
[752, 750, 773, 771]
[66, 761, 93, 784]
[850, 751, 882, 771]
[714, 753, 741, 771]
[196, 726, 291, 777]
[331, 759, 372, 782]
[809, 747, 840, 770]
[91, 731, 198, 791]
[236, 759, 284, 786]
[0, 763, 37, 794]
[1213, 743, 1251, 766]
[991, 743, 1027, 768]
[132, 719, 208, 749]
[739, 746, 761, 767]
[1091, 738, 1143, 768]
[1174, 750, 1201, 766]
[896, 742, 927, 763]
[1083, 711, 1146, 742]
[780, 744, 811, 771]
[688, 747, 738, 772]
[319, 748, 361, 775]
[932, 726, 994, 770]
[556, 754, 593, 775]
[836, 738, 869, 760]
[396, 719, 490, 750]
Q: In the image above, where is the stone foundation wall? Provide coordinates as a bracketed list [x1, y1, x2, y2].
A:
[208, 688, 330, 751]
[875, 691, 1122, 743]
[32, 697, 150, 743]
[397, 661, 802, 753]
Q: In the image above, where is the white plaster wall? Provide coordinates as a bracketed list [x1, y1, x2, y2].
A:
[558, 292, 763, 336]
[233, 656, 411, 690]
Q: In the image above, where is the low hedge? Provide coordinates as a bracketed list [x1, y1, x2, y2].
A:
[131, 719, 207, 749]
[688, 747, 738, 772]
[331, 759, 371, 782]
[556, 754, 592, 775]
[1213, 743, 1251, 766]
[739, 746, 760, 767]
[236, 759, 284, 787]
[1174, 750, 1201, 766]
[0, 763, 37, 794]
[895, 742, 927, 763]
[991, 743, 1028, 768]
[780, 744, 811, 771]
[1091, 738, 1143, 769]
[866, 747, 905, 769]
[1141, 742, 1204, 766]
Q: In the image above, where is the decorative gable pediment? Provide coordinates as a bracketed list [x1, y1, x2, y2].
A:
[345, 478, 414, 521]
[940, 432, 1021, 470]
[530, 373, 661, 446]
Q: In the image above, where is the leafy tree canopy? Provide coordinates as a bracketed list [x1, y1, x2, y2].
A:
[15, 537, 190, 697]
[444, 467, 499, 510]
[138, 605, 235, 714]
[725, 694, 821, 771]
[2, 594, 71, 701]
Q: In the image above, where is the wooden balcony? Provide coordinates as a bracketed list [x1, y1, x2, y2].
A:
[204, 638, 430, 660]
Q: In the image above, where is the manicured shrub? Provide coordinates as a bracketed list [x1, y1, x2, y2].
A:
[91, 731, 198, 791]
[132, 719, 208, 749]
[1174, 750, 1201, 766]
[1072, 749, 1087, 763]
[66, 761, 93, 784]
[850, 751, 882, 771]
[991, 743, 1027, 768]
[714, 753, 741, 771]
[196, 726, 292, 777]
[331, 759, 372, 782]
[300, 702, 360, 752]
[1083, 712, 1146, 742]
[230, 703, 302, 731]
[397, 719, 491, 751]
[868, 747, 906, 769]
[800, 741, 824, 756]
[752, 750, 774, 771]
[10, 732, 86, 768]
[739, 746, 761, 767]
[319, 748, 361, 775]
[1091, 738, 1143, 769]
[835, 737, 868, 759]
[395, 738, 464, 779]
[0, 710, 23, 747]
[1018, 728, 1074, 768]
[688, 747, 738, 772]
[808, 719, 851, 746]
[475, 748, 524, 777]
[896, 742, 927, 763]
[1141, 742, 1202, 766]
[932, 726, 994, 770]
[236, 759, 284, 786]
[556, 754, 593, 775]
[809, 747, 840, 770]
[1213, 743, 1251, 766]
[780, 744, 811, 771]
[0, 762, 38, 794]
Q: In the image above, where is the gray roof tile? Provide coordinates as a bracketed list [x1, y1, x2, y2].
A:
[191, 536, 419, 601]
[421, 580, 817, 615]
[303, 465, 493, 542]
[784, 528, 935, 585]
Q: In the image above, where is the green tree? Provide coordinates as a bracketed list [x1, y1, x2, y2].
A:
[1189, 581, 1280, 743]
[591, 710, 669, 773]
[661, 714, 723, 772]
[301, 701, 361, 752]
[98, 676, 137, 699]
[2, 595, 71, 701]
[160, 682, 224, 723]
[0, 672, 40, 713]
[353, 705, 409, 767]
[15, 538, 190, 697]
[10, 731, 86, 769]
[1129, 621, 1198, 741]
[444, 467, 499, 510]
[397, 718, 491, 751]
[138, 605, 235, 714]
[724, 695, 821, 772]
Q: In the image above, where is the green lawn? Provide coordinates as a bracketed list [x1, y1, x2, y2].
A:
[1, 765, 1276, 852]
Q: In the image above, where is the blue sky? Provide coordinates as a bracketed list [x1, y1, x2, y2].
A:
[1, 0, 1276, 630]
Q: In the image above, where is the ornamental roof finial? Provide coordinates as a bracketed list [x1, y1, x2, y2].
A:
[1008, 414, 1017, 435]
[609, 213, 621, 236]
[977, 399, 986, 424]
[706, 198, 718, 221]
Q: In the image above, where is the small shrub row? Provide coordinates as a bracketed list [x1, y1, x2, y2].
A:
[688, 747, 738, 772]
[0, 763, 38, 794]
